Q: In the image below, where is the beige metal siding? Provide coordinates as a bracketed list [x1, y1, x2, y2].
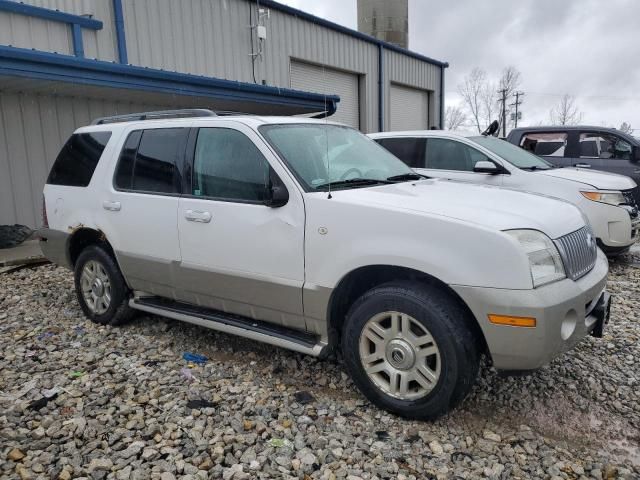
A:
[389, 83, 428, 131]
[0, 0, 118, 61]
[0, 92, 167, 228]
[290, 60, 360, 129]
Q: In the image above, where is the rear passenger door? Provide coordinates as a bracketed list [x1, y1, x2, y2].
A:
[100, 127, 189, 297]
[176, 123, 306, 331]
[577, 131, 637, 178]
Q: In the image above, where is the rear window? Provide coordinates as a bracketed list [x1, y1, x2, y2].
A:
[47, 132, 112, 187]
[375, 137, 426, 168]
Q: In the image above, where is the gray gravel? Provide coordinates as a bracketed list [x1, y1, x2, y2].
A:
[1, 250, 639, 480]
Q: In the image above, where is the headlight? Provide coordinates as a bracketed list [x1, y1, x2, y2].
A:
[580, 191, 625, 206]
[506, 229, 565, 287]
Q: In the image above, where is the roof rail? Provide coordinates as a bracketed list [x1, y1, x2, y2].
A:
[91, 109, 216, 125]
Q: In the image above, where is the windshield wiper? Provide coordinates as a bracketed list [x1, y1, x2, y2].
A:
[386, 173, 427, 181]
[315, 178, 393, 190]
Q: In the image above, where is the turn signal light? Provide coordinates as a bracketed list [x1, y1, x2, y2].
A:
[488, 314, 536, 328]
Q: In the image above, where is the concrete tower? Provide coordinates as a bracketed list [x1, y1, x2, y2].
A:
[357, 0, 409, 49]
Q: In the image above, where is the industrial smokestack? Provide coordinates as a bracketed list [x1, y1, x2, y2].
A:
[357, 0, 408, 49]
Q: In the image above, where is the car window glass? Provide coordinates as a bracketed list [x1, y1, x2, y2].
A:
[520, 132, 568, 157]
[47, 132, 112, 187]
[193, 128, 270, 202]
[114, 131, 142, 190]
[425, 138, 487, 171]
[579, 132, 632, 160]
[375, 137, 426, 168]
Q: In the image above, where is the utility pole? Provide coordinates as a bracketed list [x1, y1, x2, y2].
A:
[509, 91, 524, 129]
[498, 88, 507, 137]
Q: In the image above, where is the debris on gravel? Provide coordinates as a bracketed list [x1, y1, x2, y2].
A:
[1, 252, 639, 479]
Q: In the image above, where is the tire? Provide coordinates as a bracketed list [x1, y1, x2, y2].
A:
[74, 244, 133, 326]
[341, 281, 479, 420]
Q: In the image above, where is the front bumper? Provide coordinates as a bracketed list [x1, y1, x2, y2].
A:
[586, 200, 638, 249]
[452, 249, 609, 370]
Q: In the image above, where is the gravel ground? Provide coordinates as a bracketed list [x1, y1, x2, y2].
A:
[1, 250, 639, 480]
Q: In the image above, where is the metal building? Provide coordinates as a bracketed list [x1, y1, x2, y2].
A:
[0, 0, 448, 229]
[357, 0, 409, 49]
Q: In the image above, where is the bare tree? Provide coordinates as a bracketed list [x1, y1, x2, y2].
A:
[619, 122, 634, 135]
[480, 80, 498, 130]
[549, 94, 583, 126]
[457, 68, 487, 133]
[445, 105, 467, 131]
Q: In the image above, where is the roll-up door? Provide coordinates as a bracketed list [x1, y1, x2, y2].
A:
[290, 60, 360, 129]
[389, 83, 429, 131]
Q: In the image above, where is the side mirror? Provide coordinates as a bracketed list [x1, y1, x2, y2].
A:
[264, 170, 289, 208]
[474, 160, 501, 174]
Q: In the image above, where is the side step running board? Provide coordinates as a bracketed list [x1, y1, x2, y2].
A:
[129, 297, 327, 357]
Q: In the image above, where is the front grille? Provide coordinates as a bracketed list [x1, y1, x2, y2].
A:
[555, 226, 598, 281]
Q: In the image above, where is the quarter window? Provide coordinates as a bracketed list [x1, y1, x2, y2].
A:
[47, 132, 112, 187]
[519, 132, 568, 157]
[425, 138, 490, 172]
[193, 128, 270, 202]
[114, 128, 187, 194]
[579, 132, 632, 160]
[375, 137, 426, 168]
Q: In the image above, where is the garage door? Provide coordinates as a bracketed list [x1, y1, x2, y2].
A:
[290, 60, 360, 129]
[389, 84, 429, 131]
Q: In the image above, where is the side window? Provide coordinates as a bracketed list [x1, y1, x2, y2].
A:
[579, 132, 632, 160]
[193, 128, 270, 202]
[425, 138, 488, 172]
[114, 128, 187, 194]
[375, 137, 426, 168]
[519, 132, 568, 157]
[47, 132, 112, 187]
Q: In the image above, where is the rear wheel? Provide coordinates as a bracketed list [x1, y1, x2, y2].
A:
[341, 281, 479, 420]
[74, 245, 133, 325]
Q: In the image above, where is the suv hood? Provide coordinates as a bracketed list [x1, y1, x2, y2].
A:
[333, 179, 584, 239]
[537, 167, 636, 190]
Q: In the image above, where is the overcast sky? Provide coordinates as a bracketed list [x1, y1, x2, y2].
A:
[279, 0, 640, 134]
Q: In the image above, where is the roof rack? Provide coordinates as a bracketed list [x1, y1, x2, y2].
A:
[91, 109, 217, 125]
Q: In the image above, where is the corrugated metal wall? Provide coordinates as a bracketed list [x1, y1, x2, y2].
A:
[0, 92, 166, 227]
[0, 0, 118, 61]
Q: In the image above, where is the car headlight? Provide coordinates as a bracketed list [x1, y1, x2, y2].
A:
[506, 229, 566, 287]
[580, 191, 625, 206]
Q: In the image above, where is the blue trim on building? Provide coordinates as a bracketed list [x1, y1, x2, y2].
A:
[112, 0, 128, 64]
[258, 0, 448, 68]
[0, 46, 339, 114]
[71, 24, 84, 58]
[378, 44, 384, 132]
[0, 0, 102, 29]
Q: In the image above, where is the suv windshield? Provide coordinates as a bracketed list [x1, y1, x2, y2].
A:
[260, 124, 415, 190]
[470, 136, 554, 170]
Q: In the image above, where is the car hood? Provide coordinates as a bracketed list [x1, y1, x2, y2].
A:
[332, 179, 584, 239]
[536, 167, 636, 190]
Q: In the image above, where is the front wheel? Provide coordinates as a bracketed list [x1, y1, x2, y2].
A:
[341, 281, 479, 420]
[74, 245, 133, 325]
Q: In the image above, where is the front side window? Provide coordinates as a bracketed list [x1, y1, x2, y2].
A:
[260, 124, 414, 190]
[193, 128, 270, 202]
[425, 138, 489, 172]
[375, 137, 426, 168]
[579, 132, 632, 160]
[114, 128, 187, 194]
[48, 132, 112, 187]
[519, 132, 568, 157]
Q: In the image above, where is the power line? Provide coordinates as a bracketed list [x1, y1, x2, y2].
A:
[498, 88, 507, 137]
[509, 91, 524, 128]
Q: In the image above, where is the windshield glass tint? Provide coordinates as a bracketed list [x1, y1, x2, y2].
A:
[470, 136, 553, 169]
[260, 124, 414, 190]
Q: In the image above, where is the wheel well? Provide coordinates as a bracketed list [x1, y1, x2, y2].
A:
[327, 265, 488, 354]
[68, 228, 115, 267]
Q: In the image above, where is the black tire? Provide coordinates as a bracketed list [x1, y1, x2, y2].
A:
[341, 281, 479, 420]
[74, 244, 133, 326]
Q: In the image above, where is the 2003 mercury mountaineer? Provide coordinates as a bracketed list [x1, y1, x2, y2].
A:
[39, 109, 611, 419]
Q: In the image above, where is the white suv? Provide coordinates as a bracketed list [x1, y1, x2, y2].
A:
[39, 110, 610, 419]
[370, 130, 639, 255]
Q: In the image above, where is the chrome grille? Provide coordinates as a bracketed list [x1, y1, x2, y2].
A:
[554, 226, 598, 281]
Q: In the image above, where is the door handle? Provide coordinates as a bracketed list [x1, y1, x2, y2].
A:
[102, 200, 121, 211]
[185, 209, 212, 223]
[574, 163, 591, 168]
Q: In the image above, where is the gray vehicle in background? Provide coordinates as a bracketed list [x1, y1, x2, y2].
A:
[506, 126, 640, 205]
